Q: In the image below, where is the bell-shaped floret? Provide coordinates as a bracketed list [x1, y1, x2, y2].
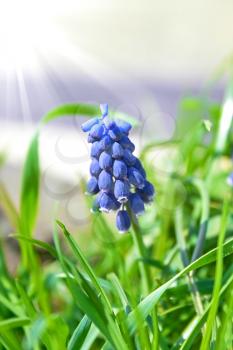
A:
[114, 179, 130, 203]
[116, 210, 131, 233]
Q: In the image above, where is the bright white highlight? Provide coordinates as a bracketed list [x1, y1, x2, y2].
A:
[0, 0, 62, 72]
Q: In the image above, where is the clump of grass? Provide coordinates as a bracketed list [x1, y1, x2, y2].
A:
[0, 85, 233, 350]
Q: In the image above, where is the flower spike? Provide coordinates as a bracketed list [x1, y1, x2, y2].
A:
[81, 104, 155, 233]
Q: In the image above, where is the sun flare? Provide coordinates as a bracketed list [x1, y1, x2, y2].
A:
[0, 0, 61, 72]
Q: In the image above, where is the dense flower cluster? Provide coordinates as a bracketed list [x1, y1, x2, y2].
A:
[81, 104, 155, 233]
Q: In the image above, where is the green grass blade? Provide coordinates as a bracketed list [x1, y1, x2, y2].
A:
[0, 332, 23, 350]
[200, 199, 230, 350]
[80, 324, 99, 350]
[68, 315, 91, 350]
[179, 266, 233, 350]
[20, 132, 40, 237]
[108, 273, 129, 310]
[15, 280, 36, 318]
[11, 234, 57, 258]
[57, 220, 113, 314]
[53, 223, 117, 348]
[41, 104, 99, 124]
[127, 237, 233, 334]
[0, 317, 30, 331]
[56, 221, 128, 350]
[216, 277, 233, 349]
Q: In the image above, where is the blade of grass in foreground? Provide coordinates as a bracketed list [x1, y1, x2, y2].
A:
[127, 236, 233, 335]
[0, 317, 30, 331]
[200, 199, 230, 350]
[19, 132, 40, 270]
[56, 221, 128, 350]
[80, 324, 99, 350]
[56, 220, 113, 314]
[20, 132, 40, 237]
[0, 332, 23, 350]
[53, 225, 110, 341]
[67, 315, 91, 350]
[216, 276, 233, 349]
[178, 266, 233, 350]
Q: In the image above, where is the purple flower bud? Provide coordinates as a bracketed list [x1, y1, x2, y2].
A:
[115, 119, 132, 134]
[88, 134, 96, 143]
[98, 170, 113, 192]
[81, 117, 99, 132]
[103, 117, 116, 129]
[138, 181, 155, 203]
[91, 141, 102, 158]
[116, 210, 131, 233]
[98, 191, 116, 212]
[100, 103, 108, 117]
[86, 177, 99, 194]
[108, 126, 122, 141]
[89, 124, 105, 139]
[129, 193, 145, 216]
[120, 135, 135, 152]
[110, 195, 121, 210]
[112, 142, 124, 159]
[99, 151, 113, 170]
[113, 160, 128, 179]
[90, 158, 101, 177]
[99, 135, 112, 151]
[114, 179, 130, 203]
[123, 149, 136, 166]
[128, 167, 145, 189]
[134, 159, 146, 178]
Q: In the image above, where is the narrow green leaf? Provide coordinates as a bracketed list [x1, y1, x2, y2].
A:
[0, 317, 30, 331]
[179, 268, 233, 350]
[200, 199, 229, 350]
[20, 132, 40, 236]
[11, 234, 57, 258]
[53, 223, 115, 347]
[56, 220, 112, 314]
[15, 280, 36, 318]
[56, 221, 128, 350]
[108, 273, 129, 310]
[41, 104, 99, 124]
[68, 316, 91, 350]
[127, 237, 233, 334]
[0, 332, 23, 350]
[80, 324, 99, 350]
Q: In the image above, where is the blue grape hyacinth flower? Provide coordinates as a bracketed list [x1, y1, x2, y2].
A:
[81, 104, 155, 233]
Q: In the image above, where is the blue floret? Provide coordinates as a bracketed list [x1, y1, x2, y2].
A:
[116, 210, 131, 233]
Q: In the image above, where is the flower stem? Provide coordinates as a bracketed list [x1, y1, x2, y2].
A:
[129, 210, 160, 349]
[130, 212, 150, 295]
